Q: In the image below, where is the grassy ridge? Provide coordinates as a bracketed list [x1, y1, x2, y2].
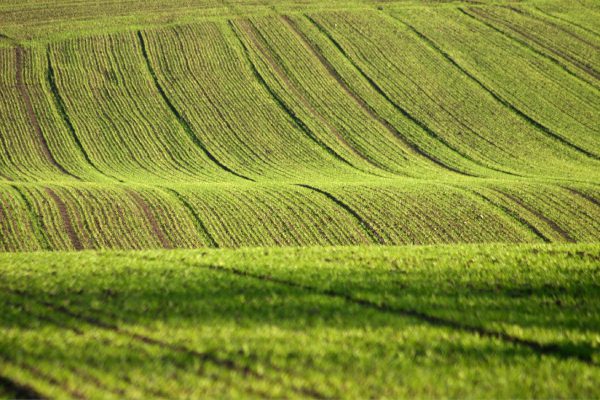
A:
[0, 244, 599, 398]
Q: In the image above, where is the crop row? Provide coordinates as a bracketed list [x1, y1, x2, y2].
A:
[391, 6, 600, 160]
[307, 11, 599, 179]
[1, 181, 598, 251]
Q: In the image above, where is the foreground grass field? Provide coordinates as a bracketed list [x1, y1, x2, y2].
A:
[1, 244, 599, 398]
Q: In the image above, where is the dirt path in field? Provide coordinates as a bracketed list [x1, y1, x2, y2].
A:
[493, 189, 575, 243]
[296, 184, 384, 244]
[0, 374, 44, 400]
[44, 187, 83, 250]
[562, 187, 600, 207]
[127, 190, 172, 249]
[15, 47, 79, 180]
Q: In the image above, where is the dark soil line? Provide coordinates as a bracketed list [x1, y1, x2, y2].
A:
[8, 184, 51, 250]
[204, 264, 597, 366]
[0, 374, 43, 400]
[531, 6, 600, 39]
[126, 189, 172, 249]
[463, 187, 551, 242]
[243, 19, 391, 177]
[9, 286, 324, 399]
[561, 187, 600, 208]
[296, 183, 385, 244]
[164, 188, 219, 248]
[136, 31, 254, 182]
[396, 16, 600, 161]
[502, 5, 600, 50]
[491, 188, 575, 243]
[15, 47, 80, 181]
[228, 20, 359, 173]
[44, 187, 84, 250]
[305, 15, 488, 178]
[0, 352, 86, 400]
[461, 8, 600, 89]
[46, 49, 123, 183]
[282, 16, 421, 169]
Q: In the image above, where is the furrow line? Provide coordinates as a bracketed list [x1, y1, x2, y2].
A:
[460, 7, 600, 89]
[305, 15, 482, 177]
[395, 16, 599, 161]
[44, 187, 83, 250]
[281, 16, 424, 169]
[8, 184, 51, 250]
[491, 188, 575, 243]
[461, 186, 551, 242]
[0, 374, 43, 400]
[228, 20, 359, 172]
[244, 19, 392, 177]
[531, 6, 600, 38]
[7, 286, 326, 399]
[163, 188, 218, 248]
[296, 184, 384, 244]
[46, 48, 123, 182]
[126, 189, 171, 249]
[203, 263, 596, 366]
[15, 46, 80, 181]
[561, 187, 600, 208]
[136, 30, 254, 182]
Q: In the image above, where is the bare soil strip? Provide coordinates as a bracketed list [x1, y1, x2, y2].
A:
[164, 188, 218, 248]
[126, 190, 171, 249]
[44, 187, 84, 250]
[15, 47, 79, 180]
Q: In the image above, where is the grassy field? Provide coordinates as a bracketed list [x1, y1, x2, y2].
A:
[1, 244, 599, 398]
[0, 0, 599, 397]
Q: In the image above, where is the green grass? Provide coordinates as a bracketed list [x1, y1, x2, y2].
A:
[0, 0, 599, 396]
[1, 244, 599, 398]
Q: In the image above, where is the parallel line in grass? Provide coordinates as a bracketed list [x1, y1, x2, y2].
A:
[244, 19, 391, 178]
[460, 7, 600, 90]
[561, 187, 600, 208]
[136, 30, 254, 183]
[281, 16, 421, 168]
[5, 287, 326, 399]
[491, 188, 575, 243]
[46, 48, 123, 183]
[0, 374, 43, 400]
[163, 188, 218, 248]
[392, 15, 600, 161]
[203, 263, 597, 366]
[14, 46, 80, 181]
[8, 184, 50, 250]
[462, 186, 551, 242]
[530, 5, 600, 38]
[228, 20, 360, 173]
[0, 355, 86, 400]
[126, 189, 171, 249]
[44, 187, 84, 250]
[296, 184, 384, 244]
[501, 5, 600, 50]
[305, 15, 484, 178]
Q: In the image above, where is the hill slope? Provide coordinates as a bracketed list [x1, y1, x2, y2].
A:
[0, 0, 599, 250]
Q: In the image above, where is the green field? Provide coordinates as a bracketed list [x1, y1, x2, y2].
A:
[0, 0, 599, 397]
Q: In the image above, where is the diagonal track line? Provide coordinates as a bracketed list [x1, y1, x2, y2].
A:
[201, 263, 597, 366]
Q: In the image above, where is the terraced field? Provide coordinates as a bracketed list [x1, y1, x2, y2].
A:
[0, 0, 599, 397]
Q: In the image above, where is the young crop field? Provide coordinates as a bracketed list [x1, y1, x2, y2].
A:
[0, 0, 599, 397]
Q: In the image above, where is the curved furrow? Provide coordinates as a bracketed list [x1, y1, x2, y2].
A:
[393, 15, 600, 161]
